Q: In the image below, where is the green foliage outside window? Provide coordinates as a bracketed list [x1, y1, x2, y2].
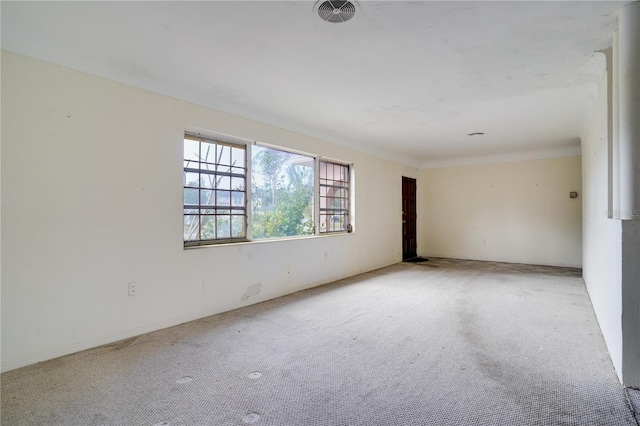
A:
[251, 146, 314, 239]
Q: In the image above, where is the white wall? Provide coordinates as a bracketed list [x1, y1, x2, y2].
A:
[581, 73, 623, 381]
[0, 51, 417, 372]
[418, 157, 583, 267]
[621, 220, 640, 386]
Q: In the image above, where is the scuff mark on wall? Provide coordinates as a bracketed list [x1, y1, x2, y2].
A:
[241, 283, 262, 301]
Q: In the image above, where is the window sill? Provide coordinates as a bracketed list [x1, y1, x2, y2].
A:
[183, 231, 354, 250]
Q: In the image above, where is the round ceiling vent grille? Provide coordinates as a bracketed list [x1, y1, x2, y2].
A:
[315, 1, 358, 23]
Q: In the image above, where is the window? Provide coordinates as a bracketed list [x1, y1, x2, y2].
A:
[183, 134, 247, 245]
[251, 146, 315, 239]
[319, 161, 350, 233]
[183, 132, 352, 246]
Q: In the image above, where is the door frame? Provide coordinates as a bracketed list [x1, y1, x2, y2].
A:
[402, 176, 417, 260]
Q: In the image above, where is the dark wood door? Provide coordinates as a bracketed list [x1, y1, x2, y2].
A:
[402, 177, 417, 260]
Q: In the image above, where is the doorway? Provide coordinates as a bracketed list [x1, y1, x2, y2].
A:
[402, 176, 417, 260]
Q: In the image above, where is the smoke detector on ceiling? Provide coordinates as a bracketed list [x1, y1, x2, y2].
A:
[315, 0, 359, 23]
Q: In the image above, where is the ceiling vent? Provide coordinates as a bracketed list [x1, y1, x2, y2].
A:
[315, 1, 359, 23]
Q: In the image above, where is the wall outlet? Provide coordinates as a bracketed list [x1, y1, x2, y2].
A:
[128, 282, 138, 296]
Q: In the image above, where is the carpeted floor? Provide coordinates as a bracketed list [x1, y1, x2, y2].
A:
[2, 258, 637, 425]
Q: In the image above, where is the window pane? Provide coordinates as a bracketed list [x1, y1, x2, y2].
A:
[231, 177, 245, 191]
[217, 176, 231, 190]
[184, 215, 199, 241]
[218, 145, 231, 166]
[217, 215, 231, 238]
[231, 147, 245, 168]
[200, 142, 217, 164]
[231, 191, 244, 207]
[200, 173, 217, 189]
[217, 190, 230, 206]
[184, 139, 200, 162]
[232, 215, 245, 238]
[251, 146, 314, 239]
[184, 188, 199, 206]
[328, 163, 335, 180]
[201, 216, 216, 240]
[200, 189, 215, 206]
[184, 172, 199, 187]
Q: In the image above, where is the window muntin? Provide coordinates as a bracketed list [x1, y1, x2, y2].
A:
[250, 145, 315, 239]
[319, 161, 350, 233]
[183, 135, 247, 244]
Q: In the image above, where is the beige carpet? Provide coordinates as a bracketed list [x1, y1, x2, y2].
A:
[2, 258, 637, 425]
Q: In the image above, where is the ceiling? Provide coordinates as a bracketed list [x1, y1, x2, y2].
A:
[1, 1, 627, 168]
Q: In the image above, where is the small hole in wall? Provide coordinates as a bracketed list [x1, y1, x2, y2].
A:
[468, 132, 485, 136]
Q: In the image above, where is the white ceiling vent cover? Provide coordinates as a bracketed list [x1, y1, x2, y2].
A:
[315, 1, 359, 23]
